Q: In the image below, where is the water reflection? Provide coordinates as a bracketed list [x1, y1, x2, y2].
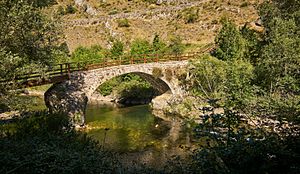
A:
[85, 104, 170, 152]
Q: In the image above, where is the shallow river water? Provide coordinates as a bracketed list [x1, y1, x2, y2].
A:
[85, 103, 172, 152]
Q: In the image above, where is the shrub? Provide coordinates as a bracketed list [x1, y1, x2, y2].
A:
[65, 5, 77, 14]
[152, 34, 167, 54]
[71, 45, 104, 63]
[214, 18, 246, 61]
[152, 67, 163, 78]
[130, 39, 152, 55]
[110, 40, 124, 58]
[188, 54, 227, 98]
[181, 7, 199, 24]
[168, 35, 185, 54]
[117, 18, 130, 27]
[165, 68, 173, 81]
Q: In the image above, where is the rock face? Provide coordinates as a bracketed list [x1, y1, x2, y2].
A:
[44, 82, 88, 126]
[74, 0, 98, 16]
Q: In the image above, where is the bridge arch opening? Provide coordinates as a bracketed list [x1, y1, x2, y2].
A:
[91, 72, 172, 105]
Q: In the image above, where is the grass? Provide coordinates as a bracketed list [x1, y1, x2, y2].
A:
[59, 0, 260, 53]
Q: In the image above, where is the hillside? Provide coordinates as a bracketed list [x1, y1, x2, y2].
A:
[51, 0, 261, 52]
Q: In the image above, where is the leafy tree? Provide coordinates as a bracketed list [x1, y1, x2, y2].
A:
[130, 39, 152, 55]
[152, 34, 166, 54]
[224, 60, 254, 109]
[71, 45, 104, 63]
[214, 18, 246, 61]
[168, 35, 185, 54]
[0, 0, 61, 66]
[255, 1, 300, 94]
[188, 54, 227, 99]
[0, 0, 64, 110]
[110, 40, 124, 58]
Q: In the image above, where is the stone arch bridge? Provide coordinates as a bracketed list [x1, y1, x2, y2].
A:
[45, 60, 188, 125]
[10, 46, 214, 125]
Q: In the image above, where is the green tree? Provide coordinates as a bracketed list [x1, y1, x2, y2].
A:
[130, 39, 152, 55]
[188, 54, 227, 99]
[168, 35, 185, 54]
[71, 45, 104, 63]
[152, 34, 166, 54]
[214, 18, 246, 61]
[0, 0, 61, 67]
[110, 40, 124, 58]
[0, 0, 64, 110]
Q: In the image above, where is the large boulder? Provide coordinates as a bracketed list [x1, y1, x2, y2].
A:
[44, 82, 88, 126]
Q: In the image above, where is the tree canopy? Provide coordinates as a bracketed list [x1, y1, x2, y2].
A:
[0, 0, 63, 102]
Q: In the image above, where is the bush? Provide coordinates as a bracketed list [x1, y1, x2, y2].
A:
[0, 112, 120, 174]
[188, 54, 227, 99]
[168, 35, 185, 54]
[110, 40, 124, 58]
[71, 45, 104, 63]
[214, 18, 246, 61]
[130, 39, 152, 55]
[181, 7, 199, 23]
[65, 5, 77, 14]
[165, 68, 173, 81]
[152, 34, 167, 54]
[117, 18, 130, 27]
[152, 67, 163, 78]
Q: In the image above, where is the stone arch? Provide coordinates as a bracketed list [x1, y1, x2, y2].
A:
[45, 61, 188, 125]
[88, 71, 172, 97]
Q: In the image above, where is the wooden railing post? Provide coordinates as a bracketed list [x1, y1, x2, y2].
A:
[131, 56, 134, 64]
[67, 63, 71, 79]
[60, 64, 63, 75]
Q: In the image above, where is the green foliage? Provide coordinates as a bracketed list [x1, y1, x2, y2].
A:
[224, 60, 254, 109]
[71, 45, 104, 63]
[130, 39, 152, 55]
[188, 55, 227, 99]
[117, 18, 130, 27]
[0, 0, 65, 99]
[97, 77, 121, 96]
[168, 36, 185, 54]
[98, 74, 157, 104]
[255, 18, 300, 93]
[152, 67, 163, 79]
[181, 7, 199, 24]
[152, 34, 167, 54]
[185, 2, 300, 173]
[0, 50, 22, 93]
[115, 80, 156, 103]
[214, 18, 246, 61]
[65, 5, 77, 14]
[110, 40, 124, 58]
[189, 55, 254, 109]
[0, 112, 121, 174]
[0, 0, 62, 66]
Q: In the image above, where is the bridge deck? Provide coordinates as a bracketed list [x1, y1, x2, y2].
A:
[2, 45, 215, 88]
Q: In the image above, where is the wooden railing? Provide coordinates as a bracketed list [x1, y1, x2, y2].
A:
[2, 45, 215, 88]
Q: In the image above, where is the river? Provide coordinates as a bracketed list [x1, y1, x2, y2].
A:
[85, 103, 171, 152]
[86, 101, 193, 168]
[23, 96, 191, 167]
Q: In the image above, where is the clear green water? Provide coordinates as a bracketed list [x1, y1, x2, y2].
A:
[85, 103, 169, 152]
